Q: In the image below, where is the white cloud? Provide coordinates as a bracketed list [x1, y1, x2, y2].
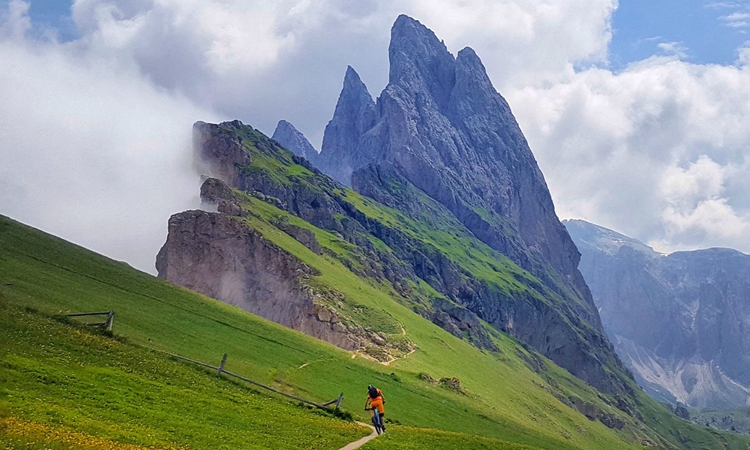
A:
[51, 0, 617, 147]
[706, 2, 743, 8]
[0, 0, 30, 39]
[0, 2, 219, 273]
[509, 56, 750, 254]
[722, 11, 750, 28]
[661, 156, 725, 204]
[657, 41, 688, 58]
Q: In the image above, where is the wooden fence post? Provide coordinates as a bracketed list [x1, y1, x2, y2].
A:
[105, 311, 115, 332]
[335, 392, 344, 410]
[217, 353, 228, 376]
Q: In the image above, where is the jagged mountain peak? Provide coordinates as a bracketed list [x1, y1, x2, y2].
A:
[390, 14, 449, 59]
[337, 65, 374, 111]
[318, 65, 377, 186]
[389, 15, 456, 104]
[343, 65, 364, 89]
[271, 119, 317, 161]
[452, 46, 502, 108]
[314, 16, 626, 395]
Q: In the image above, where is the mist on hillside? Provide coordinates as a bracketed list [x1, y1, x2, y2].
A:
[0, 34, 219, 273]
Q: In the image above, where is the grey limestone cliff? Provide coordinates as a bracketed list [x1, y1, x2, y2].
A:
[272, 119, 318, 163]
[316, 66, 378, 185]
[156, 208, 365, 350]
[566, 219, 750, 409]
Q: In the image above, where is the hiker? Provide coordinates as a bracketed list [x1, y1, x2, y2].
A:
[364, 384, 385, 430]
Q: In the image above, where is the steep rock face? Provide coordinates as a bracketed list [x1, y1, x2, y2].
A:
[566, 219, 750, 408]
[271, 120, 318, 163]
[318, 17, 587, 310]
[316, 66, 378, 185]
[315, 15, 620, 392]
[193, 120, 250, 187]
[156, 209, 362, 350]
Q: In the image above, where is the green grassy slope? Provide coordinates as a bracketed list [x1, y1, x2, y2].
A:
[221, 122, 750, 449]
[0, 303, 367, 449]
[2, 212, 748, 449]
[221, 191, 750, 450]
[0, 214, 641, 450]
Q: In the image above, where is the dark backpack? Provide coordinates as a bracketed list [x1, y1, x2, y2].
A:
[369, 386, 380, 399]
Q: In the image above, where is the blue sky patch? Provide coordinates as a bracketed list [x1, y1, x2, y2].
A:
[608, 0, 750, 69]
[8, 0, 750, 68]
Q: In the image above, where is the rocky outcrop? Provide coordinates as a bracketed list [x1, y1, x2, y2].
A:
[272, 120, 318, 163]
[273, 219, 322, 255]
[426, 299, 497, 351]
[193, 120, 250, 187]
[565, 396, 625, 430]
[566, 219, 750, 409]
[156, 209, 363, 350]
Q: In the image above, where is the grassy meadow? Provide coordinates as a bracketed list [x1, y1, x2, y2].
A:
[2, 210, 749, 449]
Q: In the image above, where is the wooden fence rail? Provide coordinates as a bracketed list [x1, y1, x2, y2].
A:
[66, 311, 115, 331]
[160, 350, 344, 412]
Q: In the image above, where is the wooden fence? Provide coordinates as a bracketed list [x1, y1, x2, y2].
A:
[63, 311, 343, 412]
[66, 311, 115, 331]
[161, 351, 344, 412]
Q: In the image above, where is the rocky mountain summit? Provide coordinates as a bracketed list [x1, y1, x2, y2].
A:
[315, 16, 589, 311]
[310, 15, 624, 393]
[566, 219, 750, 409]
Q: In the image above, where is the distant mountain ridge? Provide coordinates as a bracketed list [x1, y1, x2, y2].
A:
[566, 219, 750, 409]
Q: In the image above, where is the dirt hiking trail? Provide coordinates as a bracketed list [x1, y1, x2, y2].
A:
[338, 421, 379, 450]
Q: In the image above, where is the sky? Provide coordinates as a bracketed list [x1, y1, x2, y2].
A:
[1, 0, 749, 273]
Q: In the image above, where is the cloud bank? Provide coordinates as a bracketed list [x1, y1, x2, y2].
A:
[0, 0, 218, 273]
[1, 0, 749, 274]
[510, 55, 750, 253]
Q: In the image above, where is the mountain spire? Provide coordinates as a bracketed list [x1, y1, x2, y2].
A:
[313, 15, 627, 394]
[316, 66, 377, 186]
[272, 120, 318, 162]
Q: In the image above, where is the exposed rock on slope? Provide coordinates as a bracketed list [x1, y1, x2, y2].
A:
[566, 219, 750, 409]
[193, 120, 250, 187]
[156, 209, 362, 350]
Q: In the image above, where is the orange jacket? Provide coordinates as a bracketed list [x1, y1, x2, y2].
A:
[365, 388, 384, 407]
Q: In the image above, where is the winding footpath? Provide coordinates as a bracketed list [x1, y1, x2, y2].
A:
[338, 422, 379, 450]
